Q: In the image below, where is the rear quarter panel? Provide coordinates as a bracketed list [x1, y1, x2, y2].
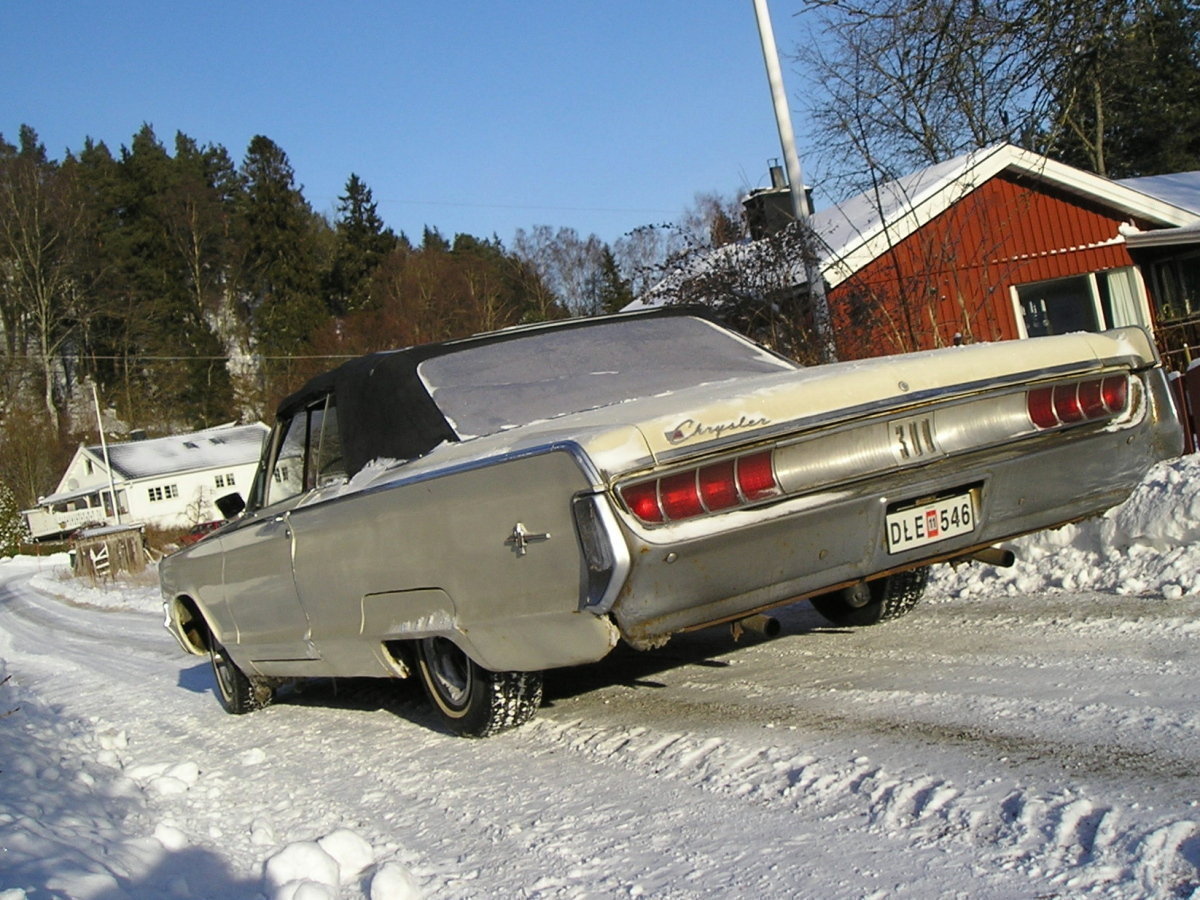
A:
[286, 448, 618, 672]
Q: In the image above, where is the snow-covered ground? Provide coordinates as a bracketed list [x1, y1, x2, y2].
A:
[3, 456, 1200, 898]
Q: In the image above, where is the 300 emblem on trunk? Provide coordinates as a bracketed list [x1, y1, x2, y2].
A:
[666, 415, 771, 445]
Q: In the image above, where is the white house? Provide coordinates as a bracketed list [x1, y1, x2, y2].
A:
[23, 422, 269, 541]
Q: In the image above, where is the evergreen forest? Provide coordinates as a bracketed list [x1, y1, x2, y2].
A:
[0, 125, 642, 512]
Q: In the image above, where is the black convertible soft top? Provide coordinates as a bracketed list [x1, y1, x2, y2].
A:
[276, 308, 719, 478]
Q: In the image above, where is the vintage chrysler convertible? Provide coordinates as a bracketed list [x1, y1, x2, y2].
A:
[160, 309, 1183, 735]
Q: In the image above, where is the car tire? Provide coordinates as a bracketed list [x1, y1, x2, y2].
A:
[414, 636, 543, 737]
[810, 567, 930, 627]
[209, 630, 272, 714]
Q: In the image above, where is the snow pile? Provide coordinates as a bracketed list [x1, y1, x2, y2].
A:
[0, 660, 423, 900]
[25, 552, 162, 612]
[931, 454, 1200, 600]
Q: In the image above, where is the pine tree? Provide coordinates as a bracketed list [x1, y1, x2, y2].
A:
[326, 173, 396, 315]
[597, 247, 634, 314]
[1051, 0, 1200, 176]
[239, 135, 328, 403]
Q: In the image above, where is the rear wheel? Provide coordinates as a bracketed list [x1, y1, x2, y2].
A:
[208, 630, 272, 714]
[414, 636, 543, 737]
[810, 567, 930, 627]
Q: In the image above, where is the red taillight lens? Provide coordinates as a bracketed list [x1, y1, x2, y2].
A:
[1028, 375, 1129, 431]
[736, 451, 780, 501]
[659, 471, 704, 520]
[621, 481, 663, 524]
[1102, 375, 1128, 413]
[1077, 380, 1106, 418]
[1027, 387, 1058, 429]
[698, 460, 739, 511]
[1053, 383, 1085, 423]
[620, 449, 782, 525]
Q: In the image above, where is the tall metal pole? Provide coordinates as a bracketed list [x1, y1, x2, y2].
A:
[752, 0, 836, 360]
[92, 382, 121, 525]
[752, 0, 808, 224]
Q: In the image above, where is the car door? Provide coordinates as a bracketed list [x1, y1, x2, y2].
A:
[220, 405, 325, 665]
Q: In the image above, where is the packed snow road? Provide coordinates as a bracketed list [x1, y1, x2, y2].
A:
[3, 457, 1200, 899]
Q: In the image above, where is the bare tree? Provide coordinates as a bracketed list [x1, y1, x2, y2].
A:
[794, 0, 1140, 188]
[512, 225, 610, 316]
[0, 127, 86, 430]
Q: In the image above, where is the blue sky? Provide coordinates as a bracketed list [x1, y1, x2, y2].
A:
[0, 2, 817, 246]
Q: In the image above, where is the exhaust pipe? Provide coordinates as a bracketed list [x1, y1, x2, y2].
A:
[731, 614, 781, 642]
[967, 546, 1016, 568]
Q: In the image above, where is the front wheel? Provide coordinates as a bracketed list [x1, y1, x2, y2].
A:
[810, 567, 930, 627]
[414, 636, 543, 737]
[209, 630, 273, 714]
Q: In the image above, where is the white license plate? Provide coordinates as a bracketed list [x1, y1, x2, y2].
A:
[886, 492, 976, 554]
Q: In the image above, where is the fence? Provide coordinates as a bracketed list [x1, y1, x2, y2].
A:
[71, 525, 147, 583]
[1169, 369, 1200, 456]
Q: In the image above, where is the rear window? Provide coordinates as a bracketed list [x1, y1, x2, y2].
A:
[418, 316, 796, 438]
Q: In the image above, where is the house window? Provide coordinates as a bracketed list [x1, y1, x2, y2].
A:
[215, 472, 236, 489]
[1014, 268, 1147, 338]
[1149, 253, 1200, 321]
[225, 472, 235, 486]
[148, 484, 179, 502]
[215, 474, 224, 488]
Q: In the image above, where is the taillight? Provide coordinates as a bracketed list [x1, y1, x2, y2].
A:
[621, 481, 663, 524]
[698, 460, 739, 511]
[619, 449, 782, 526]
[659, 471, 704, 520]
[1026, 375, 1129, 430]
[737, 451, 779, 501]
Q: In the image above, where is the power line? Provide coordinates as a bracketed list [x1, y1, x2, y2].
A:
[2, 353, 362, 363]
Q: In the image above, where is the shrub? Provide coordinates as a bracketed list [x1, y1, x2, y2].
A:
[0, 482, 23, 558]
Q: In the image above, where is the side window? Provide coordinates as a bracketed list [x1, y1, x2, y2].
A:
[259, 394, 343, 507]
[264, 414, 307, 507]
[313, 398, 345, 487]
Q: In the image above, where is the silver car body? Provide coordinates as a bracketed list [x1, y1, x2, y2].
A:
[161, 310, 1183, 680]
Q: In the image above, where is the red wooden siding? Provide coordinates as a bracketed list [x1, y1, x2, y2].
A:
[828, 174, 1143, 359]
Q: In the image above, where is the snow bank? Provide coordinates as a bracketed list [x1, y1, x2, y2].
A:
[930, 454, 1200, 600]
[24, 552, 162, 612]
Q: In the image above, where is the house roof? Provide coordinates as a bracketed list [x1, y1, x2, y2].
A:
[1117, 171, 1200, 249]
[1117, 171, 1200, 215]
[85, 422, 268, 481]
[813, 144, 1199, 287]
[630, 144, 1200, 309]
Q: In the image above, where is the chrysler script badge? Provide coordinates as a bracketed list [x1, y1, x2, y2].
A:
[665, 415, 770, 445]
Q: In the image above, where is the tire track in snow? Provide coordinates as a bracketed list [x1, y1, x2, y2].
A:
[523, 714, 1200, 894]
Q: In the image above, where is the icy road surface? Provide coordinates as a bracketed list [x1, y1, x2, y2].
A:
[3, 456, 1200, 898]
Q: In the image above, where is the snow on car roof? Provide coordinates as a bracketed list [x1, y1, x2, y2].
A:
[419, 315, 795, 439]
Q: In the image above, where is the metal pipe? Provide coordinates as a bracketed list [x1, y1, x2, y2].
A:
[731, 614, 782, 641]
[750, 0, 836, 361]
[970, 546, 1016, 568]
[92, 382, 121, 525]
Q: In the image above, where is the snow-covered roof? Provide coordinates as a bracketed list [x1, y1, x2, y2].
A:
[86, 422, 268, 481]
[1116, 172, 1200, 249]
[1117, 171, 1200, 215]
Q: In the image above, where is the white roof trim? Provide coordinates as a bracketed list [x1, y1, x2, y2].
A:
[1120, 219, 1200, 249]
